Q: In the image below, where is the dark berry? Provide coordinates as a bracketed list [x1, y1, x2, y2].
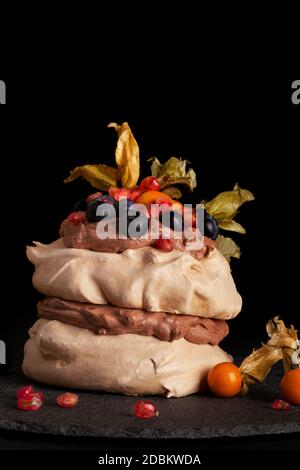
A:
[204, 214, 219, 240]
[100, 195, 115, 205]
[160, 211, 183, 232]
[73, 199, 87, 212]
[86, 196, 116, 223]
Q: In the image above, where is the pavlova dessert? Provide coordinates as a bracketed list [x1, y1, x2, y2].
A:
[23, 122, 254, 398]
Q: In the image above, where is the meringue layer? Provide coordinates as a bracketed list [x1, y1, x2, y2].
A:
[27, 239, 242, 319]
[23, 319, 232, 397]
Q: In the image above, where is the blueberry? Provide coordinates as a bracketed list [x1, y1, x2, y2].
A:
[204, 214, 219, 240]
[73, 199, 87, 212]
[126, 199, 135, 209]
[99, 195, 115, 205]
[86, 198, 116, 223]
[127, 216, 149, 237]
[160, 211, 183, 231]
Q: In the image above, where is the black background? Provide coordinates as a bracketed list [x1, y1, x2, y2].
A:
[0, 75, 299, 455]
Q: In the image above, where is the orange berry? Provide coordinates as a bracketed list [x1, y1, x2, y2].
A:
[207, 362, 242, 398]
[136, 191, 173, 207]
[280, 369, 300, 406]
[171, 200, 183, 212]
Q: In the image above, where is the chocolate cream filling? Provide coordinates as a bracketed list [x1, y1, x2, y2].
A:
[37, 297, 229, 346]
[59, 218, 216, 260]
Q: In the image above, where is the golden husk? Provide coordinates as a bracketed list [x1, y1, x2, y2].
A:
[239, 317, 299, 395]
[108, 122, 140, 188]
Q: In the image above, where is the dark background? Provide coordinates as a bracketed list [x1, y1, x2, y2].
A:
[0, 76, 299, 455]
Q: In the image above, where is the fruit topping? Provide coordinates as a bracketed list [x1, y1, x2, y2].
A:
[136, 190, 173, 207]
[133, 400, 159, 419]
[17, 385, 34, 399]
[86, 196, 116, 223]
[159, 211, 183, 232]
[207, 362, 242, 398]
[139, 176, 161, 191]
[204, 212, 219, 240]
[113, 189, 132, 201]
[272, 399, 291, 410]
[68, 212, 86, 224]
[128, 187, 143, 201]
[171, 200, 183, 212]
[73, 199, 88, 212]
[86, 192, 103, 204]
[17, 385, 44, 411]
[57, 392, 79, 408]
[280, 369, 300, 406]
[154, 237, 173, 252]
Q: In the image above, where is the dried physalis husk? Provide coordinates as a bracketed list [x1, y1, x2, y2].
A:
[149, 157, 197, 193]
[239, 317, 299, 395]
[108, 122, 140, 188]
[161, 186, 183, 199]
[205, 183, 254, 234]
[64, 164, 120, 190]
[266, 317, 299, 373]
[216, 235, 241, 263]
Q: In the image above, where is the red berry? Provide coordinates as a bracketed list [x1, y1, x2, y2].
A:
[140, 177, 161, 191]
[113, 189, 131, 201]
[128, 187, 143, 201]
[86, 192, 102, 203]
[68, 212, 86, 224]
[154, 237, 173, 252]
[133, 400, 159, 419]
[109, 187, 132, 201]
[17, 391, 44, 411]
[108, 187, 120, 198]
[156, 197, 172, 206]
[17, 385, 34, 399]
[57, 392, 79, 408]
[272, 399, 291, 410]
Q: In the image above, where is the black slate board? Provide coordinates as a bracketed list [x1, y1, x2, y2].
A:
[1, 362, 300, 439]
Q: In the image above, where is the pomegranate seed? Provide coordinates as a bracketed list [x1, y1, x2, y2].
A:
[133, 400, 159, 419]
[108, 187, 120, 197]
[156, 197, 173, 207]
[86, 192, 102, 203]
[57, 392, 79, 408]
[113, 189, 131, 201]
[154, 237, 173, 252]
[68, 212, 86, 224]
[129, 187, 143, 201]
[17, 391, 44, 411]
[272, 399, 291, 410]
[17, 385, 34, 399]
[140, 177, 161, 192]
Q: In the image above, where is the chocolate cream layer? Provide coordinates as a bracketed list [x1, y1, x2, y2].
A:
[37, 297, 229, 346]
[59, 218, 216, 260]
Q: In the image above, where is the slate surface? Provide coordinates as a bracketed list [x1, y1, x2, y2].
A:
[0, 361, 300, 439]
